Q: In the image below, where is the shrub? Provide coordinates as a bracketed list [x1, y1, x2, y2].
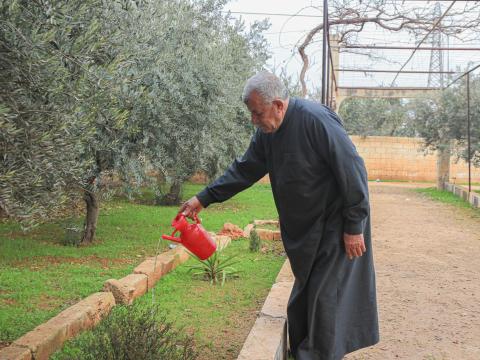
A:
[249, 227, 261, 252]
[51, 305, 197, 360]
[61, 220, 83, 247]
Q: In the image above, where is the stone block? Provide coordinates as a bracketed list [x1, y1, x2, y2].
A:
[244, 223, 254, 237]
[472, 194, 479, 208]
[133, 258, 162, 289]
[104, 274, 147, 305]
[253, 220, 279, 226]
[217, 223, 245, 239]
[272, 231, 282, 241]
[134, 247, 189, 289]
[0, 345, 32, 360]
[13, 292, 115, 360]
[236, 316, 287, 360]
[260, 282, 293, 319]
[275, 260, 294, 283]
[256, 229, 274, 241]
[171, 246, 190, 265]
[13, 322, 66, 360]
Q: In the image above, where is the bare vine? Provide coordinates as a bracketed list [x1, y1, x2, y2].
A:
[298, 1, 480, 97]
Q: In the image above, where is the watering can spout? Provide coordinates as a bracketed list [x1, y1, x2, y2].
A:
[162, 234, 182, 243]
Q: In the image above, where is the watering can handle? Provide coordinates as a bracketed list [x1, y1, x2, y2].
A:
[193, 213, 201, 224]
[162, 229, 182, 243]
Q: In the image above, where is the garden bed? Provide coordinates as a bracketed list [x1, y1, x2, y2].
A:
[0, 183, 278, 347]
[51, 239, 285, 359]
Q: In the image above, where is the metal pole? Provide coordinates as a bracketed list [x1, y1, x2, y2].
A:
[467, 73, 471, 192]
[326, 49, 330, 107]
[321, 0, 328, 105]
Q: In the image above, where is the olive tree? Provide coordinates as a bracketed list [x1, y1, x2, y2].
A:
[112, 0, 269, 205]
[1, 0, 269, 244]
[339, 98, 415, 137]
[0, 1, 98, 226]
[1, 0, 139, 241]
[410, 74, 480, 165]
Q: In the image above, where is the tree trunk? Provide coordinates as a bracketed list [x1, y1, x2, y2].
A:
[81, 189, 99, 244]
[436, 141, 451, 190]
[157, 180, 183, 206]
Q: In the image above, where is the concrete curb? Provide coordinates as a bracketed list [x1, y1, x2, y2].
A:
[444, 182, 480, 207]
[0, 233, 231, 360]
[237, 259, 294, 360]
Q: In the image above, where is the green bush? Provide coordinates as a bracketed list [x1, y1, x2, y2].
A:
[51, 305, 197, 360]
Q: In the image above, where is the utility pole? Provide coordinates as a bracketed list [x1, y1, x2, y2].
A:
[428, 2, 445, 87]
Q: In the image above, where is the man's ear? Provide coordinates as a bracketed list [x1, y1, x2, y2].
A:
[272, 99, 285, 113]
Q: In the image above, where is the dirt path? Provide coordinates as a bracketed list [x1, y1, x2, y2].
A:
[345, 183, 480, 360]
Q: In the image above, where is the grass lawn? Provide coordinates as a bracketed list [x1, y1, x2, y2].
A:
[415, 187, 480, 215]
[51, 239, 285, 360]
[0, 183, 279, 345]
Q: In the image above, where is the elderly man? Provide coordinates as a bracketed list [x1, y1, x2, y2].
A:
[180, 71, 379, 359]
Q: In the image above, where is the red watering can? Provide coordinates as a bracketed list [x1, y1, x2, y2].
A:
[162, 213, 216, 260]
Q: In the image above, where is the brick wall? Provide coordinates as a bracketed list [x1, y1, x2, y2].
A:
[352, 136, 480, 182]
[256, 136, 480, 183]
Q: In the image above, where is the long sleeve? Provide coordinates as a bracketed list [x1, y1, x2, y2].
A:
[313, 107, 369, 235]
[196, 131, 267, 208]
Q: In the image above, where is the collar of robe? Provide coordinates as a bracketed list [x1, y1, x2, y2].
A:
[275, 97, 296, 134]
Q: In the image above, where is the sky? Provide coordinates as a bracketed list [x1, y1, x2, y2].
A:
[224, 0, 480, 91]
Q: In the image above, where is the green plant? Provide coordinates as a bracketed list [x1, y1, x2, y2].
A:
[61, 220, 83, 247]
[51, 305, 196, 360]
[249, 227, 261, 252]
[187, 249, 240, 286]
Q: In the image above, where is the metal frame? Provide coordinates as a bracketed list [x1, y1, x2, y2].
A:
[319, 0, 479, 190]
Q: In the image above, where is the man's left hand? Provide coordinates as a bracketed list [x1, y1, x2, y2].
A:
[343, 233, 366, 260]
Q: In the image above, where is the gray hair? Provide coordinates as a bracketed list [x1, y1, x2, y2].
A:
[242, 71, 289, 104]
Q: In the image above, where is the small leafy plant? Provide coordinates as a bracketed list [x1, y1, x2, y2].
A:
[61, 220, 83, 247]
[187, 249, 240, 286]
[249, 226, 261, 252]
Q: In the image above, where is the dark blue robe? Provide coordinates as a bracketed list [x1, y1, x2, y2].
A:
[197, 98, 379, 360]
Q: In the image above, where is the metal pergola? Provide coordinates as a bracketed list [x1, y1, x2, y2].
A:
[319, 0, 480, 191]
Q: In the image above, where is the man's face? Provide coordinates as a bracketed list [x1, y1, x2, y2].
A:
[246, 91, 284, 133]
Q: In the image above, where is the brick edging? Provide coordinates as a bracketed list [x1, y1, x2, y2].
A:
[237, 259, 294, 360]
[444, 182, 480, 208]
[0, 234, 231, 360]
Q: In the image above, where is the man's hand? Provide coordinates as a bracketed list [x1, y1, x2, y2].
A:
[179, 196, 204, 219]
[343, 233, 366, 260]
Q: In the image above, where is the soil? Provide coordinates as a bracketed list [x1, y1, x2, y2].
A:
[345, 183, 480, 360]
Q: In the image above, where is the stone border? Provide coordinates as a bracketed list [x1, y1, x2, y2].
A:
[0, 234, 231, 360]
[444, 182, 480, 208]
[237, 259, 294, 360]
[244, 220, 282, 241]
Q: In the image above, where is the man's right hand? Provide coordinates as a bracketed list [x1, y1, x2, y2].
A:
[179, 196, 204, 219]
